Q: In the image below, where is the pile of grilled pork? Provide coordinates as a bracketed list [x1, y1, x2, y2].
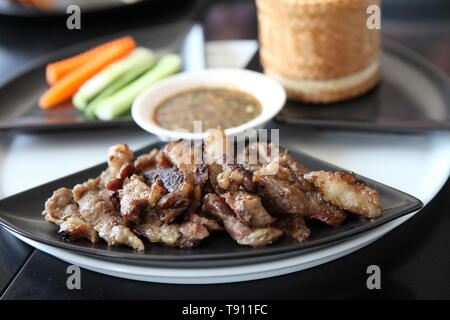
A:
[42, 130, 381, 251]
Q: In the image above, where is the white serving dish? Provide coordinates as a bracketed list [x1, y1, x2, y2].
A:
[131, 68, 286, 140]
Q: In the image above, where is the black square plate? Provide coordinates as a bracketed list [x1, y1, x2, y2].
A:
[246, 41, 450, 133]
[0, 21, 204, 132]
[0, 141, 423, 268]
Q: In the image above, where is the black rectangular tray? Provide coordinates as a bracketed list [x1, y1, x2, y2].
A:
[246, 42, 450, 133]
[0, 21, 204, 132]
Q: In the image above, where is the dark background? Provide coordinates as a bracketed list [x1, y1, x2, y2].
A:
[0, 0, 449, 299]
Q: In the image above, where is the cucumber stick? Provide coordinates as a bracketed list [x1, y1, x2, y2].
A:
[73, 47, 156, 110]
[83, 63, 150, 119]
[95, 53, 182, 120]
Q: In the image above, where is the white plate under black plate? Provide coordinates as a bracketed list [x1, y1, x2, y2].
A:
[0, 141, 423, 268]
[246, 41, 450, 133]
[0, 21, 204, 132]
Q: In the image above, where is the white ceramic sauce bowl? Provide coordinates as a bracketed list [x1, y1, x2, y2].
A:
[131, 68, 286, 141]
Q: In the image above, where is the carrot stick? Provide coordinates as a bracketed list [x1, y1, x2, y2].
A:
[45, 36, 136, 85]
[39, 37, 136, 109]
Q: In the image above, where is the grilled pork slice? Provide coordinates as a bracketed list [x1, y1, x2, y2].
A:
[179, 213, 222, 247]
[203, 128, 254, 194]
[162, 140, 200, 167]
[277, 214, 311, 243]
[245, 143, 347, 225]
[104, 144, 135, 191]
[42, 188, 98, 243]
[248, 142, 310, 178]
[203, 128, 231, 161]
[119, 175, 150, 223]
[202, 193, 283, 247]
[143, 166, 205, 217]
[134, 148, 159, 173]
[253, 163, 347, 225]
[304, 170, 382, 218]
[121, 172, 196, 224]
[147, 145, 209, 221]
[134, 211, 219, 248]
[251, 164, 309, 215]
[161, 140, 208, 185]
[133, 210, 179, 246]
[143, 167, 191, 194]
[73, 179, 144, 251]
[221, 191, 274, 227]
[194, 213, 223, 232]
[107, 144, 134, 176]
[119, 174, 167, 224]
[207, 156, 255, 194]
[156, 191, 191, 223]
[147, 141, 209, 200]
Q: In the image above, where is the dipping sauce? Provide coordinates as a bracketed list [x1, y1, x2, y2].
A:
[153, 88, 262, 132]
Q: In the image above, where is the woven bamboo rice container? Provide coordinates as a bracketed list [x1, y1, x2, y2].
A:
[256, 0, 381, 103]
